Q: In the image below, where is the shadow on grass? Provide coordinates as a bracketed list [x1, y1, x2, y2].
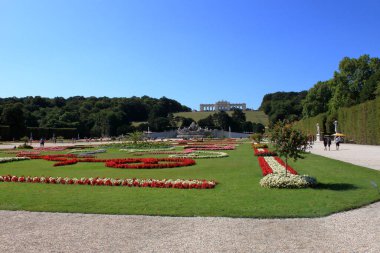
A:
[313, 183, 358, 191]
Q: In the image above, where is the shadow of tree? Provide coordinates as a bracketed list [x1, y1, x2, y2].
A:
[313, 183, 358, 191]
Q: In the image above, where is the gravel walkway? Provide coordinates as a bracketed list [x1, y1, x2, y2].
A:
[0, 201, 379, 253]
[310, 142, 380, 171]
[1, 141, 379, 252]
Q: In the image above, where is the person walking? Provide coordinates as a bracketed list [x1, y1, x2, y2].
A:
[335, 136, 341, 150]
[327, 137, 332, 151]
[323, 137, 328, 151]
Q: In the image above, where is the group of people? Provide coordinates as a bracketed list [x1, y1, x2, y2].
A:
[323, 136, 342, 151]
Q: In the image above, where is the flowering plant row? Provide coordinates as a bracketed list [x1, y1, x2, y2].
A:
[0, 175, 217, 189]
[105, 158, 196, 169]
[18, 153, 196, 169]
[120, 147, 175, 153]
[254, 148, 277, 156]
[258, 156, 298, 175]
[169, 151, 228, 159]
[0, 157, 31, 163]
[68, 149, 107, 156]
[133, 150, 193, 156]
[184, 145, 235, 150]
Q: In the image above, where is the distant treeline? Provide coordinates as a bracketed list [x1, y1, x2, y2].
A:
[0, 96, 191, 139]
[259, 54, 380, 125]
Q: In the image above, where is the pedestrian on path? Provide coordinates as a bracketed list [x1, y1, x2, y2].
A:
[336, 136, 341, 150]
[327, 137, 331, 151]
[323, 137, 328, 151]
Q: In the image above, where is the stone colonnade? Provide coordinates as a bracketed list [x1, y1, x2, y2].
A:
[200, 102, 246, 111]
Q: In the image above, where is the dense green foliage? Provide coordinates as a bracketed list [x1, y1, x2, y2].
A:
[302, 55, 380, 117]
[259, 91, 307, 124]
[197, 109, 265, 133]
[0, 144, 379, 217]
[260, 55, 380, 126]
[0, 96, 191, 139]
[173, 111, 269, 126]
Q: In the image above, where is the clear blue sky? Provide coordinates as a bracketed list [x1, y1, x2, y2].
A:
[1, 0, 380, 110]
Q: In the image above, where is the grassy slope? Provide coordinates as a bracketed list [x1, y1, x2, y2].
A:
[174, 111, 269, 126]
[0, 144, 379, 217]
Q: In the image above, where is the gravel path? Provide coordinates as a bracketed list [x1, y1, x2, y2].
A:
[1, 141, 379, 252]
[310, 142, 380, 171]
[0, 201, 379, 253]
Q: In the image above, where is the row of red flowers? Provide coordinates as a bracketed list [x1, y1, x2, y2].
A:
[0, 175, 216, 189]
[252, 144, 298, 176]
[17, 153, 196, 169]
[105, 158, 196, 169]
[253, 148, 277, 156]
[257, 157, 273, 176]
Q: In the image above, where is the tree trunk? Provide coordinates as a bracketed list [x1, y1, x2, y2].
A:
[285, 156, 288, 177]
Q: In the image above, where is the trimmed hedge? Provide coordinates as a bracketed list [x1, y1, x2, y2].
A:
[294, 98, 380, 145]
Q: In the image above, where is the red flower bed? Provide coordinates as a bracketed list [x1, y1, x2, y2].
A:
[105, 158, 196, 169]
[257, 157, 273, 176]
[0, 175, 216, 189]
[253, 148, 277, 156]
[18, 153, 196, 169]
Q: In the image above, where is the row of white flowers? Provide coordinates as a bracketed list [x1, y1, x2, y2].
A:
[263, 157, 286, 173]
[260, 173, 317, 188]
[169, 151, 228, 159]
[259, 157, 317, 188]
[0, 157, 31, 163]
[68, 149, 107, 155]
[120, 147, 175, 153]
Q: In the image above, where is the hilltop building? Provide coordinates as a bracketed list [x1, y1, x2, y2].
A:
[200, 100, 246, 112]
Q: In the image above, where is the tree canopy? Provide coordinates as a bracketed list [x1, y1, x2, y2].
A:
[0, 96, 191, 138]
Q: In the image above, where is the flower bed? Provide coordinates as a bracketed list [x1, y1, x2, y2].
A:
[184, 145, 235, 150]
[68, 149, 107, 156]
[254, 148, 277, 156]
[0, 157, 31, 163]
[20, 153, 196, 169]
[105, 158, 196, 169]
[259, 173, 317, 188]
[169, 151, 228, 159]
[120, 147, 175, 153]
[0, 175, 217, 189]
[259, 156, 298, 175]
[133, 150, 193, 156]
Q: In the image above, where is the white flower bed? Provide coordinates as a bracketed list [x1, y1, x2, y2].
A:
[0, 157, 31, 163]
[68, 149, 107, 156]
[259, 157, 317, 188]
[263, 157, 286, 173]
[169, 151, 228, 159]
[120, 147, 175, 153]
[260, 173, 317, 188]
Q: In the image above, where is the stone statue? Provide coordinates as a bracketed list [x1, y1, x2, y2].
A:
[316, 123, 320, 135]
[334, 120, 338, 133]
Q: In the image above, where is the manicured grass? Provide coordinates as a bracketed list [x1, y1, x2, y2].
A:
[0, 144, 379, 217]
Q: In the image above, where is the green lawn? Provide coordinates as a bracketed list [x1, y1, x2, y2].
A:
[0, 144, 379, 217]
